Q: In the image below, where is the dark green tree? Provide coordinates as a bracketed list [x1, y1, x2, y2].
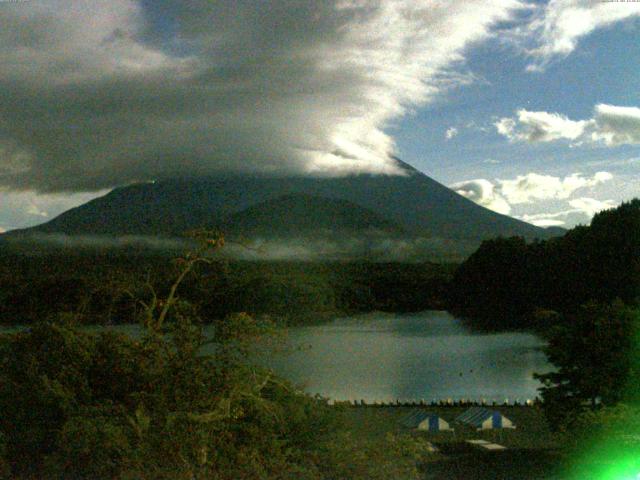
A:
[535, 302, 640, 430]
[0, 233, 334, 478]
[449, 236, 534, 327]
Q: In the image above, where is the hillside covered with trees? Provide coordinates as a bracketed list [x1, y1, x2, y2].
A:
[450, 199, 640, 330]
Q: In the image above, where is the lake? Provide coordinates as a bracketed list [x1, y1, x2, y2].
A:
[259, 311, 551, 403]
[0, 310, 551, 403]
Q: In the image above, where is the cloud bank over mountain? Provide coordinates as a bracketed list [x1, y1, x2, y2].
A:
[3, 0, 637, 194]
[0, 0, 637, 232]
[0, 0, 526, 192]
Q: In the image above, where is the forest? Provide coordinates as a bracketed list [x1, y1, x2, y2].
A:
[450, 199, 640, 330]
[0, 254, 453, 327]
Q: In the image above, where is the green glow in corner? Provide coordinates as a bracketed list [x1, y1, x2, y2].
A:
[568, 441, 640, 480]
[597, 459, 640, 480]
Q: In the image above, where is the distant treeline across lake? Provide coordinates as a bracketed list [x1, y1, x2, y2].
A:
[450, 199, 640, 330]
[0, 253, 454, 326]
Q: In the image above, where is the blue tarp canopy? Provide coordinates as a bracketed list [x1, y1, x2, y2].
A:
[455, 407, 515, 429]
[400, 410, 452, 431]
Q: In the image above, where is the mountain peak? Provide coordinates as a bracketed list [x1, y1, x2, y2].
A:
[4, 160, 559, 257]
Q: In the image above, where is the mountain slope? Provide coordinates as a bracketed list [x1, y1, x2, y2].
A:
[6, 159, 556, 241]
[221, 194, 403, 238]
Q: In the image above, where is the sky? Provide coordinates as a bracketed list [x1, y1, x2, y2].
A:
[0, 0, 638, 232]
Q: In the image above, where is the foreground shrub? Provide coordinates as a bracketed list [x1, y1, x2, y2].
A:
[0, 234, 432, 478]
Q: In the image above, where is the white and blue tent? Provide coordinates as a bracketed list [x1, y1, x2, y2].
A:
[400, 410, 453, 432]
[455, 407, 515, 430]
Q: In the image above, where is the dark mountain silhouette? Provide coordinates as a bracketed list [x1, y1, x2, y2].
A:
[5, 159, 559, 241]
[221, 194, 403, 238]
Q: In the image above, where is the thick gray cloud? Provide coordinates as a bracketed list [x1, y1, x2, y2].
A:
[591, 104, 640, 146]
[0, 0, 524, 192]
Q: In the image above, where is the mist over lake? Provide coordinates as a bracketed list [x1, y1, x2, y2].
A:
[261, 311, 551, 403]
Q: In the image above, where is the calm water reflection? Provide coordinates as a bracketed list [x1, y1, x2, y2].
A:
[261, 311, 551, 403]
[2, 311, 550, 403]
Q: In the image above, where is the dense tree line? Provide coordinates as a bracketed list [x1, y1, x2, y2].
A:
[449, 199, 640, 330]
[0, 256, 452, 326]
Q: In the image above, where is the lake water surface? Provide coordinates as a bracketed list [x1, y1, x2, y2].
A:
[1, 310, 551, 403]
[261, 311, 551, 403]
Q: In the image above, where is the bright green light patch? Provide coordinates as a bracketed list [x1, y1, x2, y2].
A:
[569, 442, 640, 480]
[564, 403, 640, 479]
[597, 458, 640, 480]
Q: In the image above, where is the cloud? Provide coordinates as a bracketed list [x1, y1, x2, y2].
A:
[451, 171, 613, 217]
[498, 171, 612, 204]
[523, 0, 640, 71]
[449, 178, 512, 215]
[518, 210, 574, 227]
[518, 197, 616, 226]
[8, 233, 478, 262]
[568, 196, 617, 217]
[591, 104, 640, 146]
[524, 218, 566, 228]
[483, 158, 501, 164]
[4, 233, 187, 251]
[494, 110, 588, 142]
[445, 127, 459, 140]
[26, 204, 49, 218]
[495, 104, 640, 146]
[0, 189, 105, 231]
[586, 156, 640, 169]
[0, 0, 526, 192]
